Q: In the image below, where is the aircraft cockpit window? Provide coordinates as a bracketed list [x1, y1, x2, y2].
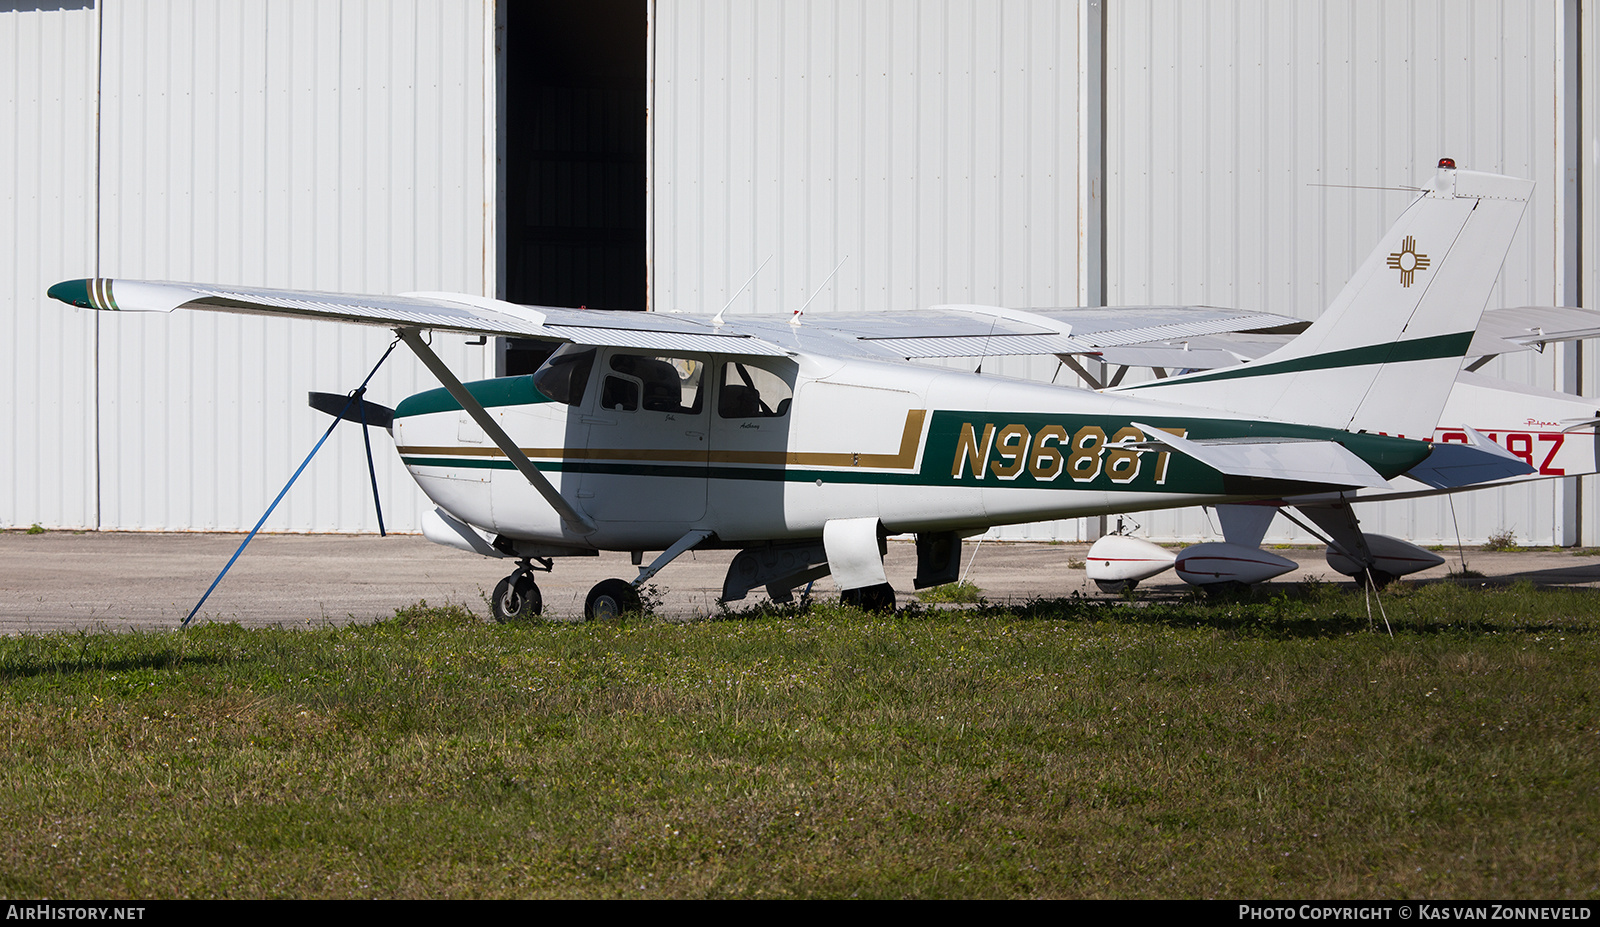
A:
[719, 362, 793, 418]
[601, 374, 639, 411]
[531, 345, 596, 407]
[603, 354, 704, 415]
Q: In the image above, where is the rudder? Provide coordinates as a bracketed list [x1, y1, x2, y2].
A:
[1112, 161, 1533, 438]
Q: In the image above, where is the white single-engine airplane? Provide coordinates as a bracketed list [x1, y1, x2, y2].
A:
[51, 160, 1538, 619]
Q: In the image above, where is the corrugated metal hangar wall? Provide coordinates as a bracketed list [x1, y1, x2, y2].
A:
[4, 0, 1597, 547]
[3, 0, 499, 534]
[651, 0, 1595, 546]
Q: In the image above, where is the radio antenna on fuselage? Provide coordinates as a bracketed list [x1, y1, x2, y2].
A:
[791, 255, 849, 327]
[711, 255, 773, 326]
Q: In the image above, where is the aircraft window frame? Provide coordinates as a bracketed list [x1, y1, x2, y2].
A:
[600, 369, 641, 412]
[531, 344, 596, 408]
[717, 360, 795, 419]
[603, 352, 706, 416]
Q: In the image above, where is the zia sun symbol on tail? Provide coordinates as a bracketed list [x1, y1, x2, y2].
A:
[1387, 235, 1430, 288]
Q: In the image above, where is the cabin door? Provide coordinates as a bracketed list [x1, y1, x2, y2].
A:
[575, 350, 710, 523]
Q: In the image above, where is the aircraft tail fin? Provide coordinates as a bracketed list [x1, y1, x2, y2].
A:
[1112, 161, 1533, 438]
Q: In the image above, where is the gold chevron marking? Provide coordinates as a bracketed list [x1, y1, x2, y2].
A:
[399, 410, 929, 471]
[1386, 235, 1430, 288]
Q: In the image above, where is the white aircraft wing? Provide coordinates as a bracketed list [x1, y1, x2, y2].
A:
[47, 278, 792, 356]
[1082, 343, 1256, 370]
[1028, 306, 1305, 345]
[1084, 306, 1600, 374]
[711, 304, 1303, 361]
[51, 278, 1302, 362]
[1468, 305, 1600, 355]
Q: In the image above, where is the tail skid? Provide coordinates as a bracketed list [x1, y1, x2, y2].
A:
[1113, 162, 1533, 438]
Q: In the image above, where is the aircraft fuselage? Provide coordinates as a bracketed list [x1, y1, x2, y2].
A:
[392, 346, 1430, 553]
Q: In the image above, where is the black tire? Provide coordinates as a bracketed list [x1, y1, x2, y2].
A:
[585, 578, 642, 621]
[841, 582, 896, 613]
[1355, 569, 1397, 589]
[491, 573, 542, 622]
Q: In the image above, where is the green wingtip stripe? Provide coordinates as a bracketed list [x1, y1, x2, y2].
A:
[47, 279, 95, 309]
[47, 278, 117, 311]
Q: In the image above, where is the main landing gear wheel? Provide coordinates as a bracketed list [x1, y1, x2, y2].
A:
[585, 578, 642, 621]
[841, 583, 896, 613]
[491, 572, 542, 622]
[1355, 569, 1397, 589]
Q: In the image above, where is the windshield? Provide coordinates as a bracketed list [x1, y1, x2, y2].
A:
[531, 344, 596, 407]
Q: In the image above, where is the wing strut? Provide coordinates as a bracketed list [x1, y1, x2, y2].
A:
[396, 328, 595, 533]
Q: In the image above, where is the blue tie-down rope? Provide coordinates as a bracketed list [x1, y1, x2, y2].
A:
[183, 339, 399, 627]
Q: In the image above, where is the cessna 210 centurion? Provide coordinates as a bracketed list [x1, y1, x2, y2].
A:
[51, 160, 1537, 619]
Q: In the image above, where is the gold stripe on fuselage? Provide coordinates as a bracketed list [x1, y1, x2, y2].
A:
[399, 410, 928, 470]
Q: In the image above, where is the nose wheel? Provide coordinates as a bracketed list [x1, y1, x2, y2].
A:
[491, 566, 543, 622]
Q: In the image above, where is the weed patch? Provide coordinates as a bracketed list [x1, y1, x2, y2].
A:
[915, 581, 983, 604]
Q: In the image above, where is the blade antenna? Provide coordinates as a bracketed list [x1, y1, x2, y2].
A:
[182, 337, 401, 628]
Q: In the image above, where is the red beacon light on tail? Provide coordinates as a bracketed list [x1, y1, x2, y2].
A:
[1438, 157, 1457, 170]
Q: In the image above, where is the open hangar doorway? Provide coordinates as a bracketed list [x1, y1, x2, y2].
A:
[501, 0, 648, 376]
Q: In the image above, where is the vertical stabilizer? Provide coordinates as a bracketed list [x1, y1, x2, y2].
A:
[1113, 162, 1532, 438]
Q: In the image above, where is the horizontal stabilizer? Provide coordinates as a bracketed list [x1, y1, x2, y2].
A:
[1404, 427, 1536, 489]
[1127, 422, 1390, 489]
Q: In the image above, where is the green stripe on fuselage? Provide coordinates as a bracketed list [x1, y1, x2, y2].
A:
[1117, 331, 1475, 390]
[393, 375, 553, 419]
[919, 412, 1430, 495]
[402, 411, 1431, 496]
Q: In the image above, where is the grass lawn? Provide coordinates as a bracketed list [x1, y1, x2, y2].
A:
[0, 580, 1595, 898]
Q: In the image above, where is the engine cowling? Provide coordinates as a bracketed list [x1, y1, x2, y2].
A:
[1175, 543, 1297, 586]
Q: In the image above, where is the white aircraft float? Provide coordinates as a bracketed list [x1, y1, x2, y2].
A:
[51, 160, 1549, 618]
